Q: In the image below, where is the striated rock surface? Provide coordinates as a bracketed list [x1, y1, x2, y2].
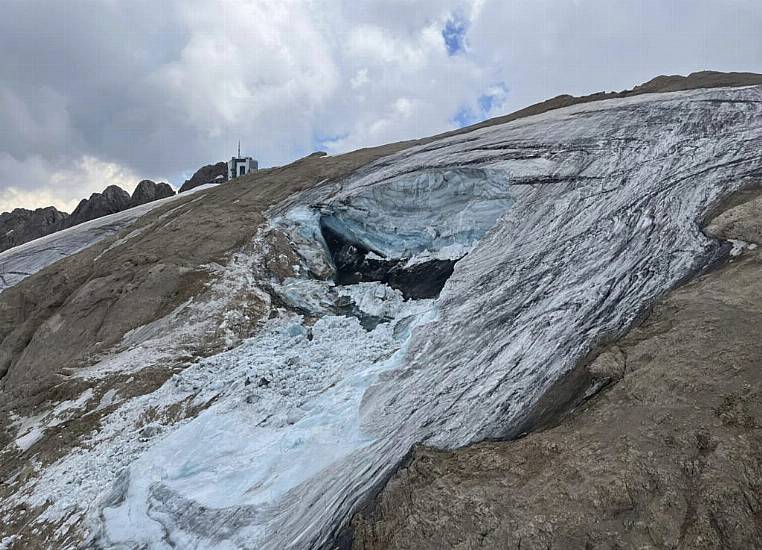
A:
[352, 190, 762, 550]
[179, 161, 227, 192]
[129, 180, 176, 207]
[60, 185, 132, 229]
[0, 207, 69, 253]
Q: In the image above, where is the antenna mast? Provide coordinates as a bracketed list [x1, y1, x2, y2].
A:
[238, 140, 241, 158]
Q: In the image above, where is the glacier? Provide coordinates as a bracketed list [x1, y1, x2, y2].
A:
[0, 184, 216, 294]
[318, 167, 514, 260]
[5, 85, 762, 549]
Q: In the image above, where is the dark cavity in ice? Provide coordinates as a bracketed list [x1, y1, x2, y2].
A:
[320, 221, 456, 300]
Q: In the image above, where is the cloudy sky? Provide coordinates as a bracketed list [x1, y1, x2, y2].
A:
[1, 0, 761, 212]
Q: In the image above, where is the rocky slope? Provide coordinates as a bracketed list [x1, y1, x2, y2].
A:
[352, 189, 762, 550]
[178, 161, 228, 192]
[0, 184, 213, 295]
[1, 72, 762, 549]
[0, 207, 69, 253]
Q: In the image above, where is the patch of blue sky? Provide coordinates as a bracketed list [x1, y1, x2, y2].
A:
[452, 82, 510, 129]
[442, 13, 468, 56]
[451, 105, 480, 128]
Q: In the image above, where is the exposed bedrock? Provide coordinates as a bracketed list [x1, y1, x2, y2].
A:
[60, 185, 132, 229]
[129, 180, 176, 208]
[0, 207, 69, 254]
[178, 161, 228, 192]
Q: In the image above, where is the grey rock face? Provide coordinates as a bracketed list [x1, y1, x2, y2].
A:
[0, 184, 215, 294]
[61, 185, 132, 229]
[179, 162, 227, 192]
[0, 207, 69, 253]
[130, 180, 176, 208]
[0, 182, 175, 255]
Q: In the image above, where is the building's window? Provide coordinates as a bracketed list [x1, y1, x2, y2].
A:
[239, 165, 246, 176]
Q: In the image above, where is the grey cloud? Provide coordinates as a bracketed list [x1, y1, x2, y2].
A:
[2, 0, 762, 211]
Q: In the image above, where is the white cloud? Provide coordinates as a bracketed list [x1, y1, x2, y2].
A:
[0, 154, 143, 213]
[351, 68, 370, 89]
[2, 0, 762, 211]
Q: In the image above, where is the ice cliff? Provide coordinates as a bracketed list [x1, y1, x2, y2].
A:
[4, 85, 762, 549]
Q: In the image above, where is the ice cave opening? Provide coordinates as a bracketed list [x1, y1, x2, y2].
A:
[309, 167, 516, 300]
[319, 220, 457, 300]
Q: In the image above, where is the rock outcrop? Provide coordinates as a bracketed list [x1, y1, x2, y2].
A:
[351, 190, 762, 550]
[59, 185, 132, 229]
[0, 207, 69, 253]
[129, 180, 175, 208]
[178, 162, 227, 192]
[0, 180, 175, 256]
[0, 182, 177, 255]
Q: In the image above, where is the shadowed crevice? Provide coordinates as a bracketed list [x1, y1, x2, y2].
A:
[319, 221, 456, 300]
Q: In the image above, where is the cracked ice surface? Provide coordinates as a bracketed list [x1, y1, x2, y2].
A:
[271, 168, 515, 281]
[320, 167, 514, 259]
[13, 87, 762, 549]
[9, 279, 434, 548]
[0, 185, 216, 293]
[253, 85, 762, 547]
[96, 304, 435, 549]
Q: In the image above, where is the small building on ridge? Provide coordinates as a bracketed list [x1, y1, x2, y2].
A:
[228, 143, 258, 179]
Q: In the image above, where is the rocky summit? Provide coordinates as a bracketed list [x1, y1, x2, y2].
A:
[0, 207, 69, 254]
[1, 72, 762, 550]
[178, 161, 228, 192]
[0, 181, 179, 256]
[59, 185, 132, 229]
[129, 180, 176, 208]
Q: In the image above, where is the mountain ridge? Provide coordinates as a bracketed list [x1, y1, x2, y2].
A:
[0, 180, 176, 254]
